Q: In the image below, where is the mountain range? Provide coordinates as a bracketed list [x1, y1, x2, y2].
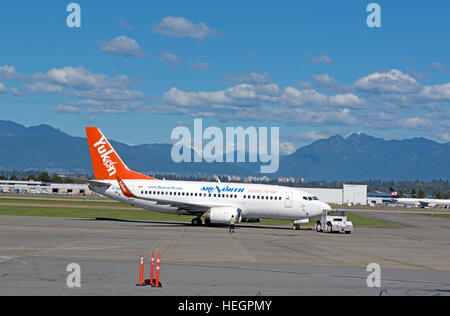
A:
[0, 120, 448, 181]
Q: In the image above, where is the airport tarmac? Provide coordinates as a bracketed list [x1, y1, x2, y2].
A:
[0, 211, 449, 296]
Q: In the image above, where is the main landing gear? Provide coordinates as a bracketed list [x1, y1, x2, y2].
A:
[292, 224, 301, 230]
[191, 217, 203, 226]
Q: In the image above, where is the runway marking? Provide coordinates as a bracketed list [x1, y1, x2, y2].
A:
[0, 256, 13, 263]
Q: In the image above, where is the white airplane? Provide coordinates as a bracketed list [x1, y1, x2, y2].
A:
[86, 127, 331, 230]
[389, 187, 450, 208]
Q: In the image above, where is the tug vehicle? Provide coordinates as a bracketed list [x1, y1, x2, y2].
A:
[316, 210, 353, 234]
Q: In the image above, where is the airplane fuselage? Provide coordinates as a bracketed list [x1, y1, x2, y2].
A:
[393, 197, 450, 208]
[90, 179, 330, 222]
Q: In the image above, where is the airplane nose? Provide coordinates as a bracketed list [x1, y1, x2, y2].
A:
[322, 202, 332, 211]
[312, 201, 330, 217]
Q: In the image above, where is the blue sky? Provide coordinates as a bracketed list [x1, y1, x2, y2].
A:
[1, 0, 449, 152]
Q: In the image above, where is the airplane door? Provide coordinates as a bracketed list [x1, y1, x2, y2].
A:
[285, 192, 292, 208]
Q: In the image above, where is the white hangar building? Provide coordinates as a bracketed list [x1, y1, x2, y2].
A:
[300, 184, 367, 205]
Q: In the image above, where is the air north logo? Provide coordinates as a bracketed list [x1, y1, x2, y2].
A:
[94, 135, 117, 176]
[201, 186, 245, 194]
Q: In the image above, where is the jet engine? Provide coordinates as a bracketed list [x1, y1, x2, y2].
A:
[204, 207, 242, 224]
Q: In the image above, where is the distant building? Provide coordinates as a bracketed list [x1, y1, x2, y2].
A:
[367, 193, 392, 206]
[277, 177, 296, 184]
[300, 184, 368, 205]
[227, 175, 241, 182]
[0, 180, 94, 195]
[243, 176, 271, 183]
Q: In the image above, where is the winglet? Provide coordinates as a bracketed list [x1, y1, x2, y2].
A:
[116, 176, 135, 198]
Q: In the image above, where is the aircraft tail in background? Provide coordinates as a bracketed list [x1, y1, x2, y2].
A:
[389, 187, 398, 197]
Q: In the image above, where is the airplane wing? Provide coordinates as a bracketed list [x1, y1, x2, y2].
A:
[115, 177, 222, 215]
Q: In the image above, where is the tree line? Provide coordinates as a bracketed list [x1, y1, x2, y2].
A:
[1, 170, 449, 199]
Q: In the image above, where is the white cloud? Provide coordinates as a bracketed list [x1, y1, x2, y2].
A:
[32, 66, 135, 91]
[294, 80, 312, 89]
[3, 65, 146, 114]
[225, 84, 280, 103]
[285, 130, 340, 143]
[69, 88, 146, 101]
[163, 87, 231, 107]
[160, 51, 182, 67]
[63, 99, 143, 114]
[281, 87, 327, 106]
[0, 83, 7, 93]
[226, 72, 272, 84]
[279, 142, 297, 155]
[118, 18, 134, 31]
[328, 93, 368, 108]
[431, 62, 446, 72]
[305, 54, 333, 65]
[25, 82, 63, 94]
[152, 16, 218, 40]
[54, 104, 80, 113]
[419, 83, 450, 102]
[99, 36, 144, 58]
[0, 65, 22, 81]
[311, 73, 341, 91]
[399, 117, 433, 130]
[188, 62, 211, 72]
[353, 69, 420, 94]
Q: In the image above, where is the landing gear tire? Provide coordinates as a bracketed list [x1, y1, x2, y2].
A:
[316, 222, 322, 232]
[191, 217, 202, 226]
[327, 223, 332, 233]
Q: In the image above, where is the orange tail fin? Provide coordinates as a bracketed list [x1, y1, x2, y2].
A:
[85, 127, 155, 180]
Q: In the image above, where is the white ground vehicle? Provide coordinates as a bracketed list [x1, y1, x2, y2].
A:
[316, 210, 353, 234]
